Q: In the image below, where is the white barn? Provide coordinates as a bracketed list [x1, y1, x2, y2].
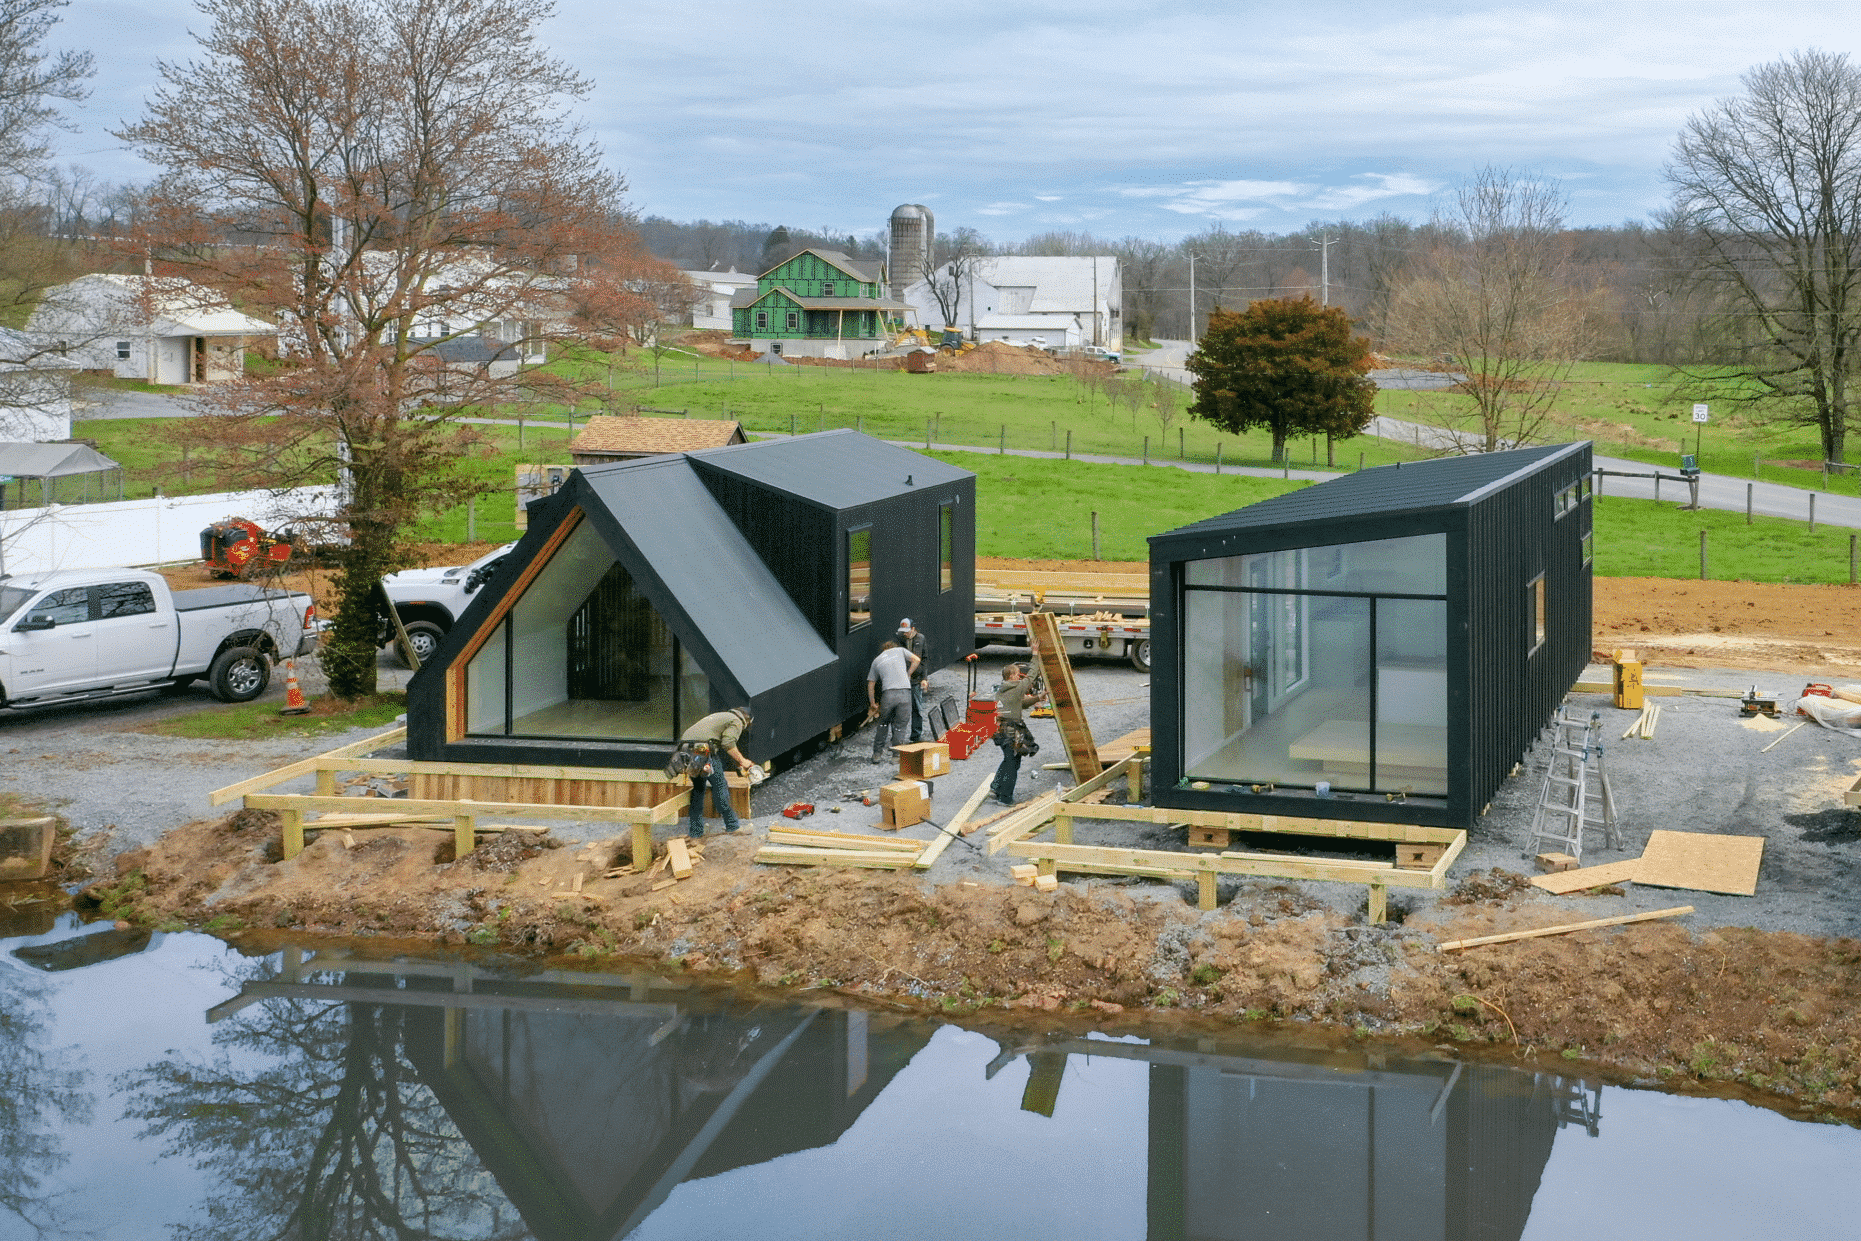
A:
[28, 274, 275, 386]
[902, 255, 1122, 350]
[0, 327, 77, 441]
[681, 269, 757, 331]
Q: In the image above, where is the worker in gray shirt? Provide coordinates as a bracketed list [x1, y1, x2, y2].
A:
[897, 618, 931, 742]
[865, 638, 922, 763]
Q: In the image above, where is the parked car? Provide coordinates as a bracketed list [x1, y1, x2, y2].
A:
[0, 569, 320, 709]
[377, 543, 515, 667]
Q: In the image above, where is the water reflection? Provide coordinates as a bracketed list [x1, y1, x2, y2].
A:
[7, 927, 1859, 1240]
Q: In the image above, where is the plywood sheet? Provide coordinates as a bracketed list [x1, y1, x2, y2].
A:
[1635, 830, 1764, 897]
[1530, 859, 1641, 894]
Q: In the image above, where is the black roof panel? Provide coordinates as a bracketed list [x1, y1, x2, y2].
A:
[1154, 443, 1588, 543]
[689, 429, 973, 511]
[577, 456, 835, 697]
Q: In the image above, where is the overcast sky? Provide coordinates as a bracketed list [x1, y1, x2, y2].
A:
[45, 0, 1861, 244]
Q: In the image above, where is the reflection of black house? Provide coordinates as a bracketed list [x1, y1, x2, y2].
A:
[406, 430, 975, 767]
[1149, 444, 1592, 829]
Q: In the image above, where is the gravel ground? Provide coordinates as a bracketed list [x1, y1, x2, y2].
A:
[9, 641, 1860, 942]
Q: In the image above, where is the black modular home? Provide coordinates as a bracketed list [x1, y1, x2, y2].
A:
[406, 430, 975, 768]
[1148, 443, 1593, 830]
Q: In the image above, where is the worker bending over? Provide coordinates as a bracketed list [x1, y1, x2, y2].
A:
[866, 638, 922, 764]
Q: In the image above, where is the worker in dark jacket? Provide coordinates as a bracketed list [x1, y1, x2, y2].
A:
[677, 707, 754, 837]
[897, 618, 931, 742]
[990, 664, 1046, 805]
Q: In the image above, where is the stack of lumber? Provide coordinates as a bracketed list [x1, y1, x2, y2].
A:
[756, 828, 923, 870]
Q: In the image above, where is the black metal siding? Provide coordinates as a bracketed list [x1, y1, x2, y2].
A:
[692, 464, 839, 642]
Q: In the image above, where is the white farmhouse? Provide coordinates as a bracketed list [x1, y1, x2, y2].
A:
[681, 269, 756, 331]
[28, 274, 276, 386]
[902, 256, 1122, 351]
[0, 327, 78, 441]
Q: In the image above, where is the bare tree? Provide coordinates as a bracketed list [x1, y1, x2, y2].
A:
[1665, 49, 1861, 463]
[0, 0, 89, 180]
[917, 227, 987, 331]
[1383, 167, 1603, 452]
[118, 0, 630, 697]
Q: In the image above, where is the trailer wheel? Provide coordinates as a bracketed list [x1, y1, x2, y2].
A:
[1128, 638, 1151, 672]
[209, 646, 270, 702]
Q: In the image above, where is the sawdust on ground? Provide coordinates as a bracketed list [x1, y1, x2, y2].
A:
[83, 812, 1861, 1123]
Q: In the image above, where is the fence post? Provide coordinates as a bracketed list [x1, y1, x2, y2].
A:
[1358, 452, 1365, 472]
[1824, 463, 1830, 490]
[517, 412, 524, 451]
[857, 414, 863, 435]
[1091, 511, 1101, 560]
[1655, 475, 1661, 503]
[1851, 534, 1857, 585]
[1699, 529, 1708, 581]
[1754, 453, 1760, 479]
[1746, 483, 1753, 524]
[1143, 435, 1148, 465]
[1810, 492, 1817, 532]
[790, 413, 797, 437]
[999, 424, 1006, 454]
[925, 418, 931, 449]
[1065, 429, 1072, 460]
[1051, 421, 1057, 452]
[1216, 442, 1223, 474]
[467, 496, 475, 542]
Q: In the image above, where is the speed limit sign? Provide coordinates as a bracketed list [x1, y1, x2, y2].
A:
[1692, 404, 1710, 423]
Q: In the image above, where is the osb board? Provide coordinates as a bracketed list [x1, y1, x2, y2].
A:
[1635, 830, 1765, 897]
[1529, 859, 1642, 894]
[1097, 728, 1151, 764]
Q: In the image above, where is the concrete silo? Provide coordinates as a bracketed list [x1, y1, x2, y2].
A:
[888, 204, 935, 302]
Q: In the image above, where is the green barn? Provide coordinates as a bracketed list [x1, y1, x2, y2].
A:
[729, 249, 913, 359]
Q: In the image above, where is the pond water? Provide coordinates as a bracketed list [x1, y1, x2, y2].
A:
[1, 907, 1857, 1241]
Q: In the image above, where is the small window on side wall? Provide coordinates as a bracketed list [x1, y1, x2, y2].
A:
[1581, 531, 1594, 567]
[848, 526, 872, 631]
[1528, 574, 1547, 654]
[938, 502, 953, 592]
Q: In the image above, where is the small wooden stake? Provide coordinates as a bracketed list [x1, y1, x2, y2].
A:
[1438, 906, 1693, 951]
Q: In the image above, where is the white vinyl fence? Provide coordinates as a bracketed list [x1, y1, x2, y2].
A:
[0, 486, 339, 576]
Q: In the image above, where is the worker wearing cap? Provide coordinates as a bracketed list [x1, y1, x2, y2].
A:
[897, 618, 930, 742]
[678, 707, 754, 837]
[991, 663, 1046, 804]
[866, 638, 921, 763]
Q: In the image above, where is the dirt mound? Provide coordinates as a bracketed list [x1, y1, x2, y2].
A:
[938, 341, 1080, 376]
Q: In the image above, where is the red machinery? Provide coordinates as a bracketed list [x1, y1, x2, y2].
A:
[201, 518, 295, 580]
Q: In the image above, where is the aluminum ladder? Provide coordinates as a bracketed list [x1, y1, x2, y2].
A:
[1527, 707, 1621, 864]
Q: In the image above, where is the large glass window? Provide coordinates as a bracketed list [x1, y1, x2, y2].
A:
[463, 520, 708, 741]
[848, 527, 871, 631]
[1182, 534, 1448, 797]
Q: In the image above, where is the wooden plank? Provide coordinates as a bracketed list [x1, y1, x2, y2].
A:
[768, 829, 921, 852]
[1058, 754, 1139, 804]
[666, 837, 694, 879]
[208, 726, 408, 806]
[1096, 728, 1152, 765]
[1635, 830, 1764, 897]
[339, 757, 674, 784]
[306, 812, 451, 827]
[985, 789, 1064, 855]
[916, 779, 994, 870]
[244, 793, 663, 823]
[1529, 859, 1641, 894]
[752, 847, 916, 870]
[1028, 611, 1101, 783]
[1438, 906, 1694, 951]
[1572, 680, 1683, 697]
[1052, 800, 1461, 844]
[1007, 839, 1450, 890]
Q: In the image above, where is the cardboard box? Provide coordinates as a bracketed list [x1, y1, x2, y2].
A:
[880, 780, 930, 828]
[893, 741, 951, 780]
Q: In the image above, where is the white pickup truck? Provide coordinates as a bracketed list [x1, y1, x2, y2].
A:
[377, 542, 515, 666]
[0, 568, 319, 709]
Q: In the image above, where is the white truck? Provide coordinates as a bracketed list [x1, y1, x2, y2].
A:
[0, 568, 320, 709]
[376, 542, 515, 667]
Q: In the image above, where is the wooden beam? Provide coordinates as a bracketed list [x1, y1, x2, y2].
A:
[244, 792, 664, 823]
[1056, 799, 1459, 844]
[1028, 611, 1101, 782]
[985, 790, 1063, 855]
[1058, 754, 1140, 804]
[1008, 839, 1452, 889]
[335, 757, 676, 784]
[753, 847, 917, 870]
[1438, 906, 1693, 951]
[916, 780, 994, 869]
[452, 813, 475, 861]
[209, 726, 408, 805]
[769, 829, 921, 852]
[666, 837, 693, 879]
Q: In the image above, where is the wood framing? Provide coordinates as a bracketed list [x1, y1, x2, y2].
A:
[1028, 611, 1101, 782]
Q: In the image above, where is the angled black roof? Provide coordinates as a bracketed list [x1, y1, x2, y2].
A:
[574, 455, 834, 697]
[689, 429, 972, 510]
[1155, 443, 1588, 543]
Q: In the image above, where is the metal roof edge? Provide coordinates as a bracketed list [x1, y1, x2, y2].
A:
[1450, 442, 1591, 507]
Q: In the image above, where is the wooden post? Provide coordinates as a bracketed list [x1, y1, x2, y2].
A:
[1358, 451, 1365, 471]
[517, 411, 524, 451]
[790, 412, 797, 436]
[999, 424, 1006, 454]
[1654, 475, 1660, 503]
[1142, 435, 1148, 465]
[1197, 871, 1217, 911]
[925, 418, 931, 449]
[1178, 427, 1185, 459]
[281, 809, 304, 860]
[1055, 812, 1073, 845]
[453, 813, 475, 861]
[1126, 760, 1141, 804]
[632, 820, 654, 873]
[1699, 529, 1708, 580]
[1091, 511, 1101, 560]
[1746, 482, 1753, 524]
[315, 769, 336, 797]
[1051, 420, 1056, 451]
[1367, 881, 1387, 925]
[1215, 442, 1222, 474]
[1851, 534, 1858, 585]
[1810, 492, 1817, 532]
[466, 496, 476, 542]
[1065, 429, 1072, 460]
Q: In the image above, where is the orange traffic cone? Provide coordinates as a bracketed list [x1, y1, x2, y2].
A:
[281, 659, 310, 715]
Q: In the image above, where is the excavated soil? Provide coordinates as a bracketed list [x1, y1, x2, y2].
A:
[80, 815, 1861, 1120]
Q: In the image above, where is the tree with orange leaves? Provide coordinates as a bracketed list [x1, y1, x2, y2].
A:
[117, 0, 635, 696]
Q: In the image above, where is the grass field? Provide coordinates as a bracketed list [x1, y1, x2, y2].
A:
[1376, 359, 1861, 496]
[132, 692, 408, 739]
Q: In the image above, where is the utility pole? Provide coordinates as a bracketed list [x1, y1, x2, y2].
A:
[1314, 234, 1333, 306]
[1187, 254, 1196, 342]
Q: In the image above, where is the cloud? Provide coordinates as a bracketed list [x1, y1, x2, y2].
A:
[1119, 174, 1432, 220]
[1299, 172, 1438, 211]
[1034, 195, 1064, 202]
[975, 202, 1030, 215]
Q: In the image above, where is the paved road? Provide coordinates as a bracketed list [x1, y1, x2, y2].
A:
[75, 388, 197, 420]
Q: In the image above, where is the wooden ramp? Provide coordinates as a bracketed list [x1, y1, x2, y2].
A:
[1027, 611, 1101, 783]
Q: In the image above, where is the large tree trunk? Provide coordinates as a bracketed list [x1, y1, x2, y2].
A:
[325, 516, 396, 699]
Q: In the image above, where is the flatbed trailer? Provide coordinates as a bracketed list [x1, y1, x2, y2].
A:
[974, 610, 1151, 672]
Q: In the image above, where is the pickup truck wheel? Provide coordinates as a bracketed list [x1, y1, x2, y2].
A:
[209, 646, 270, 702]
[398, 621, 444, 668]
[1128, 638, 1151, 673]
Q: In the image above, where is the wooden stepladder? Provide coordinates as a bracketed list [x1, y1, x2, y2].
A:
[1027, 611, 1102, 783]
[1528, 707, 1622, 865]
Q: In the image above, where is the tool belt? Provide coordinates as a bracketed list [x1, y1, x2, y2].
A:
[993, 721, 1039, 757]
[664, 741, 712, 781]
